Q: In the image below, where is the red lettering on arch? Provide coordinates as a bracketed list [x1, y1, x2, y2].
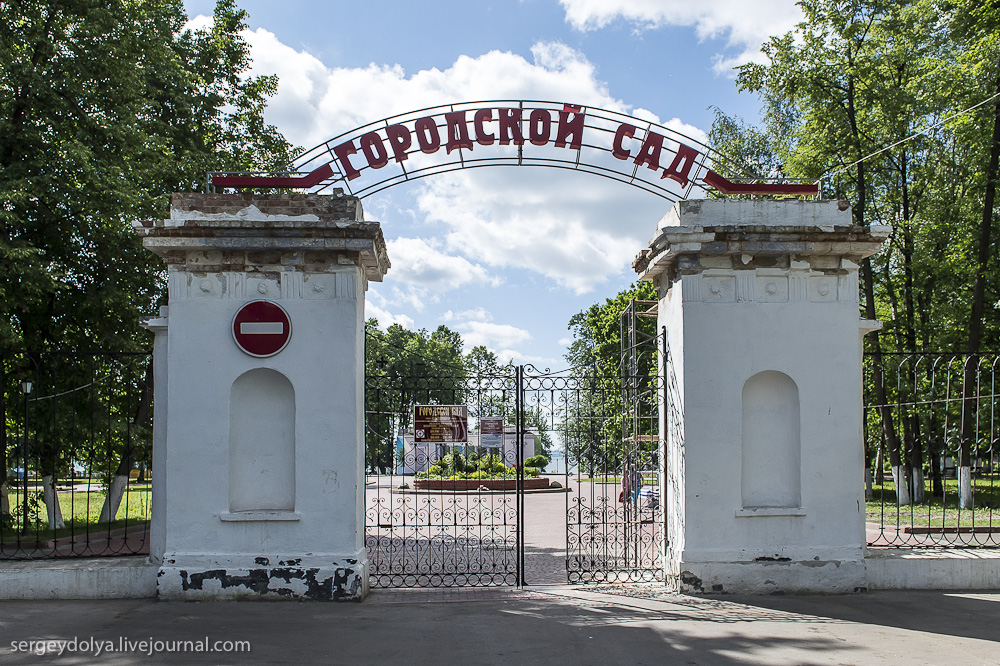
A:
[612, 123, 636, 160]
[634, 131, 665, 172]
[662, 143, 700, 186]
[445, 111, 474, 154]
[474, 109, 495, 145]
[498, 108, 524, 146]
[555, 108, 585, 149]
[333, 140, 362, 180]
[414, 116, 441, 154]
[386, 124, 412, 163]
[528, 109, 552, 146]
[359, 131, 389, 170]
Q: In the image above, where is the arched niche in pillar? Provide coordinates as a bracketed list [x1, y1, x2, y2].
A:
[741, 371, 801, 508]
[229, 368, 296, 513]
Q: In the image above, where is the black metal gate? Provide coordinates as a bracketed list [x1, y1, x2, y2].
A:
[523, 340, 666, 583]
[363, 312, 666, 588]
[364, 336, 523, 588]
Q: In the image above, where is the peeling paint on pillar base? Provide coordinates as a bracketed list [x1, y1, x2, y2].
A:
[669, 559, 868, 595]
[157, 558, 369, 601]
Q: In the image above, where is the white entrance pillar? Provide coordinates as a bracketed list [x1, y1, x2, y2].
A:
[634, 199, 888, 594]
[136, 192, 389, 600]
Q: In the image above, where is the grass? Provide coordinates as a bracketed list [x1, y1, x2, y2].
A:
[3, 483, 151, 541]
[866, 475, 1000, 528]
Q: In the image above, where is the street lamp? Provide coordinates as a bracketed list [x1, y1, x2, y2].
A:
[20, 380, 32, 535]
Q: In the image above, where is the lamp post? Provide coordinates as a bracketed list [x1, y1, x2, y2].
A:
[20, 380, 32, 535]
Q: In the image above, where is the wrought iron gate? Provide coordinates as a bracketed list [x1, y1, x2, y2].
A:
[363, 312, 666, 588]
[364, 337, 523, 588]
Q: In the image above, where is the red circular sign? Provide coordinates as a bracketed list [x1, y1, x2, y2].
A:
[232, 300, 292, 357]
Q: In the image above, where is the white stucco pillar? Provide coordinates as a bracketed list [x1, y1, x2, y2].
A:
[634, 199, 888, 594]
[140, 306, 169, 565]
[136, 192, 389, 600]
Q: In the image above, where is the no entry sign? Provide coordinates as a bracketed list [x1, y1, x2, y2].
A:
[232, 300, 292, 357]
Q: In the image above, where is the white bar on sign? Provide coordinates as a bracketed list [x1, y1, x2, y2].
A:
[240, 322, 284, 335]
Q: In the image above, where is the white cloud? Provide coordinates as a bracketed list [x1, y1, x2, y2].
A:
[441, 308, 531, 356]
[380, 237, 498, 311]
[458, 320, 532, 350]
[559, 0, 802, 74]
[364, 301, 415, 330]
[497, 349, 565, 369]
[386, 238, 497, 290]
[188, 24, 707, 293]
[416, 167, 663, 294]
[441, 308, 493, 323]
[241, 31, 629, 150]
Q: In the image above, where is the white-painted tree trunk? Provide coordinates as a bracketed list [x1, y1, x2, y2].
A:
[0, 481, 9, 517]
[865, 469, 873, 498]
[910, 467, 925, 503]
[98, 474, 129, 523]
[891, 465, 911, 506]
[41, 475, 65, 529]
[958, 466, 974, 509]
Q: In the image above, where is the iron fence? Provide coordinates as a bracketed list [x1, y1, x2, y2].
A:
[0, 351, 152, 559]
[864, 352, 999, 547]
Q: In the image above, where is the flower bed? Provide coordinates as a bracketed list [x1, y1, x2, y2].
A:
[413, 477, 552, 491]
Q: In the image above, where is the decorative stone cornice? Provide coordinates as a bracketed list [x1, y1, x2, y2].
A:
[135, 192, 390, 283]
[633, 199, 889, 287]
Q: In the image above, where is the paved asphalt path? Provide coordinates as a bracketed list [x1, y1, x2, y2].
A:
[1, 587, 998, 665]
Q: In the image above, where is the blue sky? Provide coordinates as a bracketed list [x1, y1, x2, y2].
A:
[183, 0, 803, 369]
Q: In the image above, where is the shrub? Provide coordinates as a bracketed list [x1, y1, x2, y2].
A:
[523, 466, 540, 478]
[524, 455, 549, 469]
[478, 455, 512, 477]
[442, 452, 467, 473]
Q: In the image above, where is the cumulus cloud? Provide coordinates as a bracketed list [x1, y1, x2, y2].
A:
[231, 31, 683, 292]
[441, 308, 532, 355]
[416, 168, 658, 294]
[365, 300, 415, 330]
[378, 237, 499, 311]
[559, 0, 802, 73]
[241, 31, 628, 150]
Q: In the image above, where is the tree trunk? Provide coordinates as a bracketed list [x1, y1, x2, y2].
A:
[863, 395, 873, 498]
[98, 358, 152, 523]
[910, 465, 925, 504]
[41, 475, 64, 530]
[98, 470, 130, 524]
[958, 60, 1000, 510]
[846, 59, 906, 505]
[0, 427, 7, 522]
[0, 482, 9, 518]
[875, 435, 885, 485]
[864, 271, 907, 505]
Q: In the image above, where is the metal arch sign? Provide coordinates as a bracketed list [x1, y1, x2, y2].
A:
[210, 100, 819, 200]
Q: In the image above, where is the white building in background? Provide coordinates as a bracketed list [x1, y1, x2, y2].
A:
[396, 429, 536, 475]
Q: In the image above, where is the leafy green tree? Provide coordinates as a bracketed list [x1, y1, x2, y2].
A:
[564, 282, 658, 475]
[730, 0, 1000, 507]
[365, 321, 467, 473]
[1, 0, 292, 525]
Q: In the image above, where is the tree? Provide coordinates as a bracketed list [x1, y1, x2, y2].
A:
[1, 0, 292, 526]
[364, 321, 467, 473]
[731, 0, 1000, 507]
[564, 282, 659, 475]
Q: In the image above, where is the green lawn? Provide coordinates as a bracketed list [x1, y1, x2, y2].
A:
[866, 476, 1000, 528]
[3, 484, 151, 541]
